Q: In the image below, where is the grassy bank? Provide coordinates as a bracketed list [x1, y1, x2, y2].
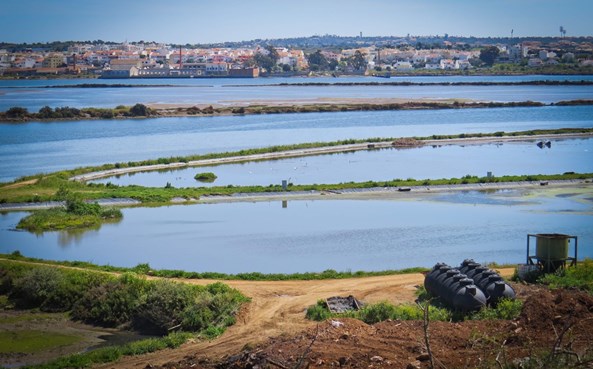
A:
[2, 171, 591, 205]
[0, 252, 429, 281]
[0, 259, 248, 368]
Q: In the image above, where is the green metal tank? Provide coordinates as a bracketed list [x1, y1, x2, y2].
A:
[535, 233, 570, 261]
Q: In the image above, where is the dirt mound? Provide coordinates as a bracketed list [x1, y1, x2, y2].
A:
[520, 288, 593, 328]
[392, 138, 423, 147]
[155, 287, 593, 369]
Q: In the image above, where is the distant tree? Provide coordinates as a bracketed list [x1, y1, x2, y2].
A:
[281, 64, 292, 72]
[265, 45, 279, 65]
[37, 106, 54, 118]
[479, 46, 500, 66]
[348, 50, 368, 71]
[253, 53, 275, 72]
[252, 45, 280, 72]
[328, 59, 339, 71]
[306, 50, 329, 70]
[5, 107, 29, 118]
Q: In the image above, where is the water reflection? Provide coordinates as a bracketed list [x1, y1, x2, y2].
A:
[432, 190, 535, 206]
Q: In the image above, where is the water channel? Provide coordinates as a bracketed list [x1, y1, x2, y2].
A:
[2, 105, 593, 182]
[91, 138, 593, 188]
[1, 187, 591, 273]
[2, 75, 593, 112]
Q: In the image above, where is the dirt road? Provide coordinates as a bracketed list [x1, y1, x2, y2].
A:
[96, 268, 514, 369]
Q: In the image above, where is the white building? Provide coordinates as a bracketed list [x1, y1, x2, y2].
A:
[439, 59, 455, 70]
[455, 60, 471, 70]
[394, 61, 414, 71]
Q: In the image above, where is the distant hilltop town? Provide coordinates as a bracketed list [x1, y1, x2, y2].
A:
[1, 35, 592, 78]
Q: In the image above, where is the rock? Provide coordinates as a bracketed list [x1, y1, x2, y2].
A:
[416, 353, 430, 361]
[370, 356, 384, 362]
[338, 357, 350, 366]
[331, 320, 344, 328]
[407, 360, 422, 369]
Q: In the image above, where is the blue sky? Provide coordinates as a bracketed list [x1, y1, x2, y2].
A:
[1, 0, 591, 44]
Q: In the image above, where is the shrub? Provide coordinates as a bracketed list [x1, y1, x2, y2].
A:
[37, 106, 54, 118]
[540, 258, 593, 293]
[129, 103, 150, 117]
[133, 280, 195, 334]
[194, 172, 217, 182]
[305, 300, 331, 321]
[9, 267, 99, 311]
[359, 301, 398, 324]
[72, 273, 147, 327]
[10, 267, 63, 308]
[5, 106, 29, 118]
[66, 198, 101, 216]
[180, 293, 215, 331]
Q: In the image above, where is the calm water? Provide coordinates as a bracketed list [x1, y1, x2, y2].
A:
[1, 188, 591, 273]
[2, 75, 593, 111]
[92, 138, 593, 188]
[2, 105, 593, 182]
[3, 75, 593, 88]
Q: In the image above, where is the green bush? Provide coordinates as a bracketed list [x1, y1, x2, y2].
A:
[194, 172, 217, 182]
[66, 198, 101, 216]
[133, 280, 195, 334]
[359, 301, 398, 324]
[129, 103, 150, 117]
[72, 273, 148, 327]
[180, 293, 215, 331]
[470, 298, 523, 320]
[540, 258, 593, 293]
[11, 267, 64, 309]
[1, 260, 248, 337]
[305, 300, 331, 321]
[10, 267, 106, 312]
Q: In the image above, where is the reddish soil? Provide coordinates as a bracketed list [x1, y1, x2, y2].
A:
[151, 286, 593, 369]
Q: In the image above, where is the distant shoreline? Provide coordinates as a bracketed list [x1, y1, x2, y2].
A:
[4, 99, 593, 123]
[2, 69, 593, 81]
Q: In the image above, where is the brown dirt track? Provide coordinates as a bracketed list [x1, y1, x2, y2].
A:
[152, 281, 593, 369]
[208, 284, 593, 369]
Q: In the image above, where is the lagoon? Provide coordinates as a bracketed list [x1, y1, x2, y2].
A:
[1, 105, 593, 182]
[1, 187, 591, 273]
[1, 75, 593, 112]
[91, 138, 593, 188]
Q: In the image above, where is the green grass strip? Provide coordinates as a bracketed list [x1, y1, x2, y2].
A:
[1, 252, 428, 281]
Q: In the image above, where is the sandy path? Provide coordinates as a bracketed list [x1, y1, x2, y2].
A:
[1, 179, 38, 189]
[94, 268, 514, 369]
